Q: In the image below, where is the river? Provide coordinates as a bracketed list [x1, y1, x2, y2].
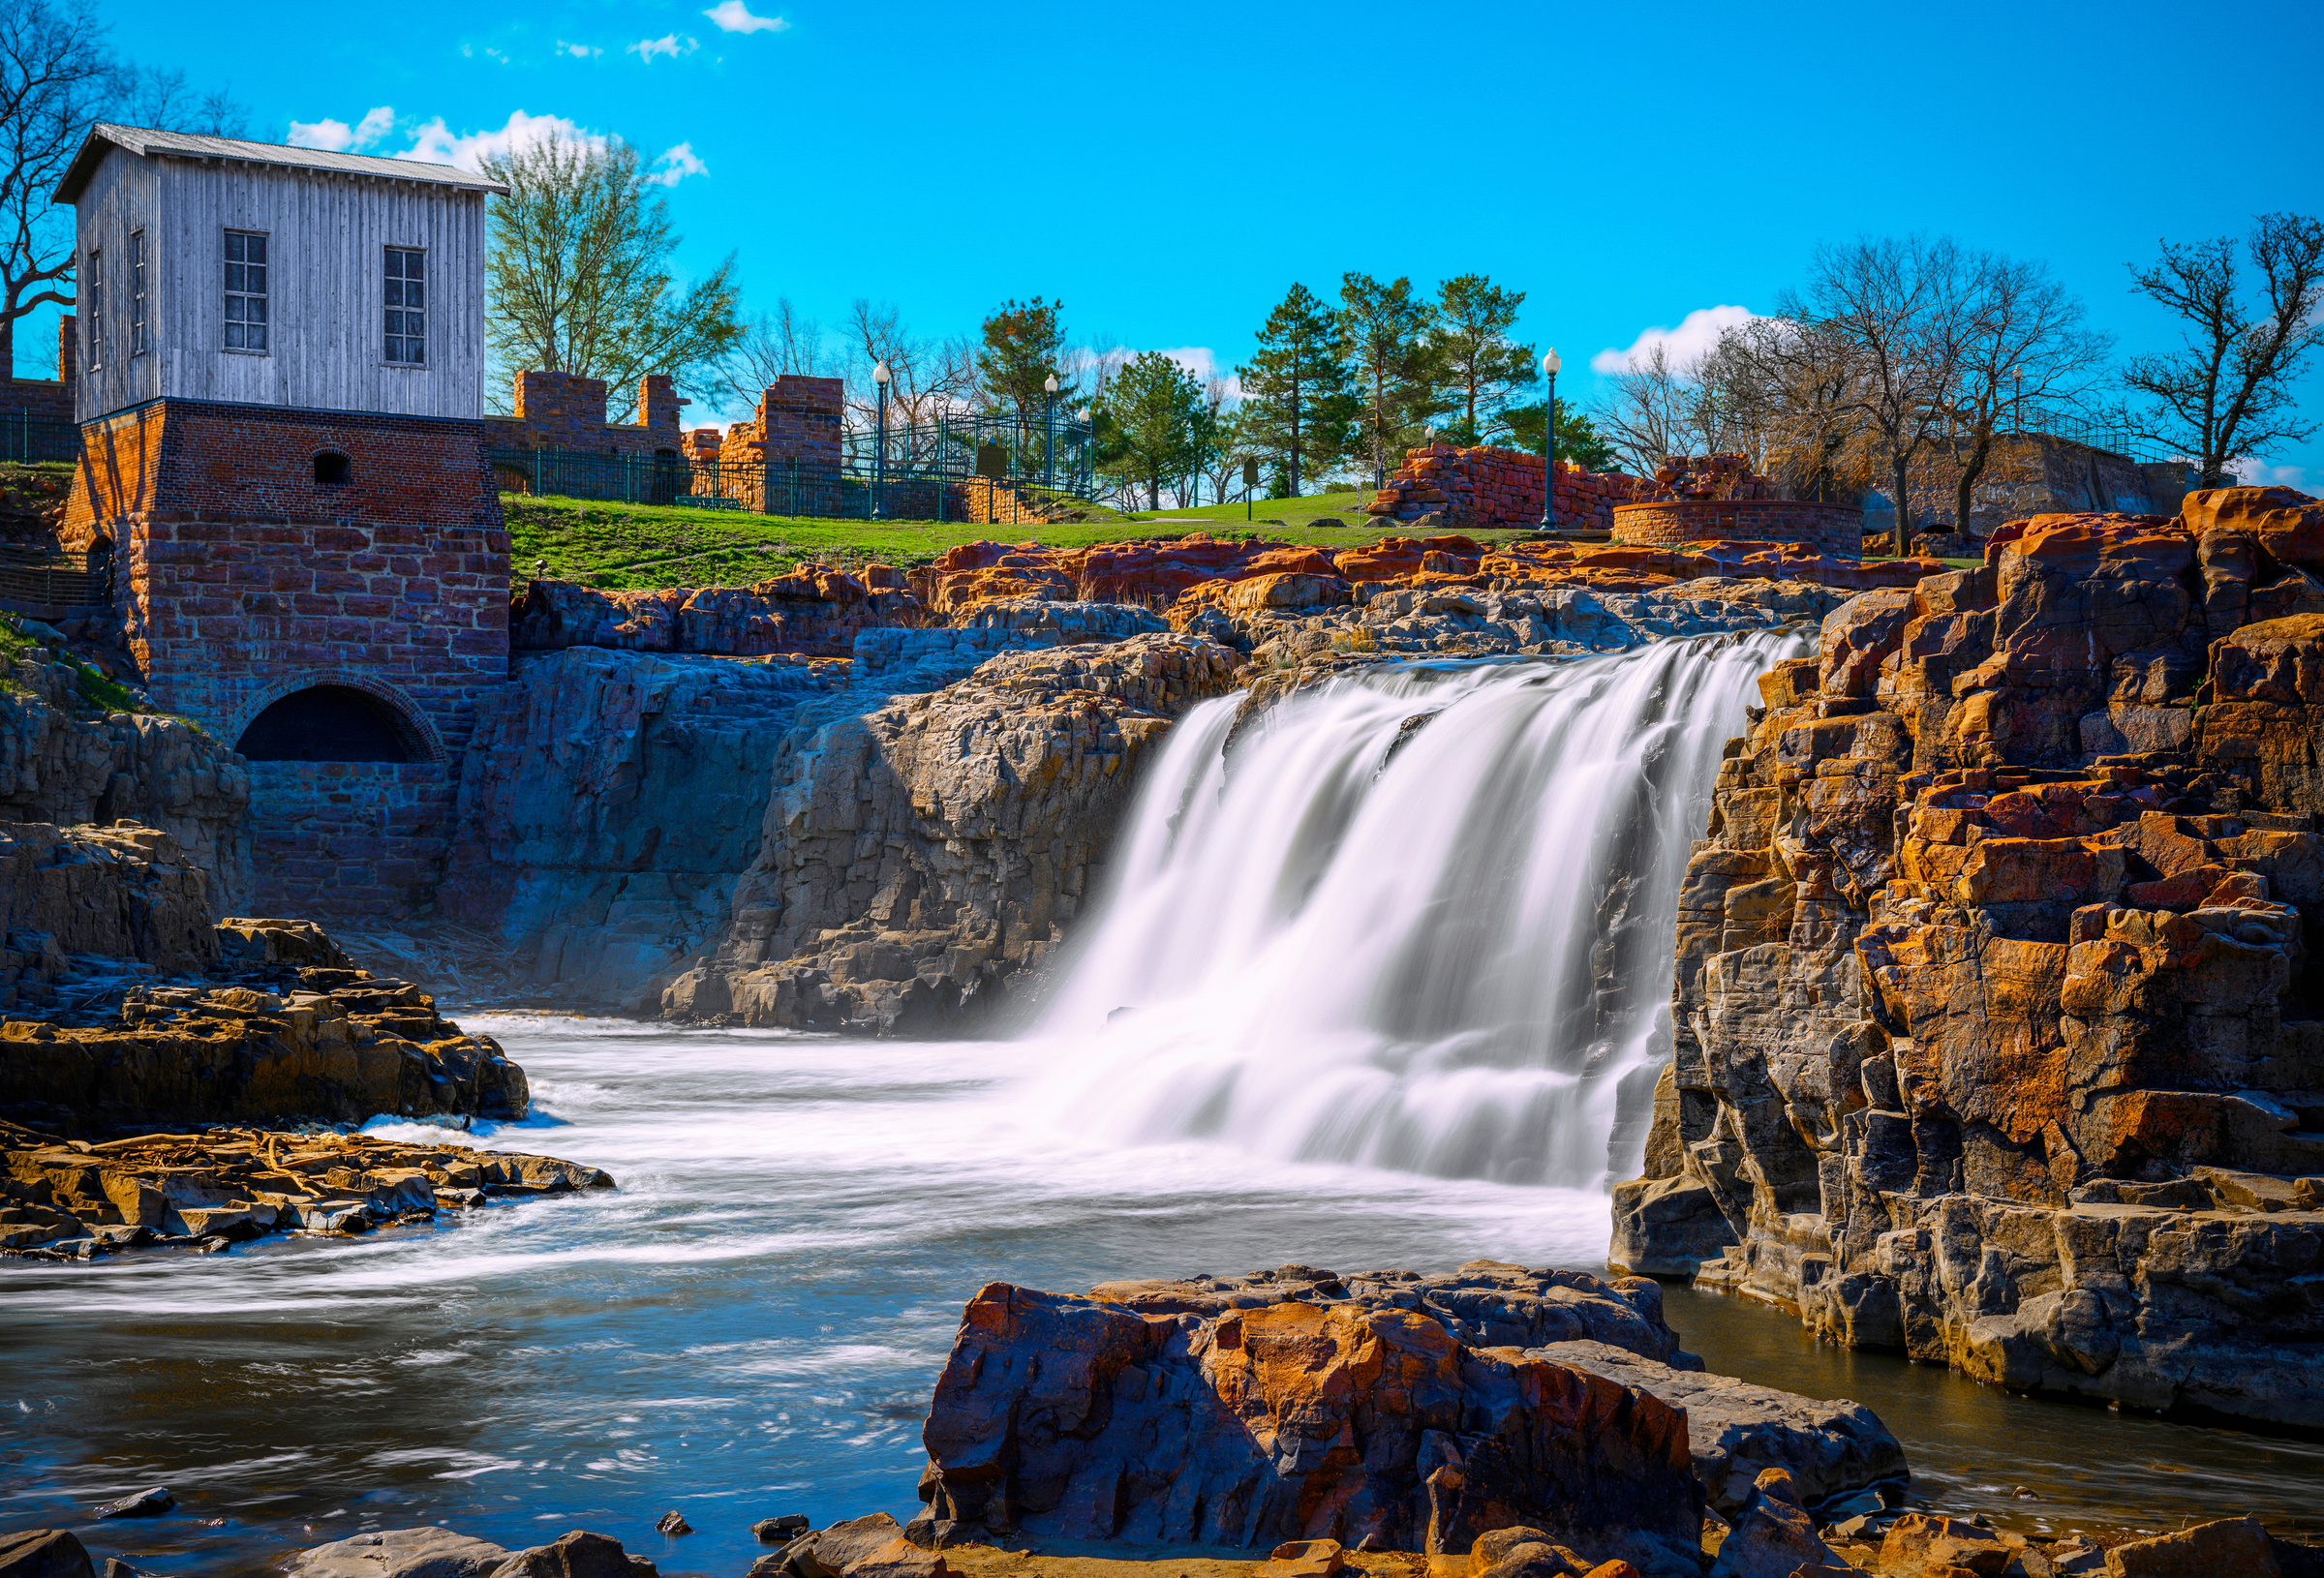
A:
[6, 1018, 2323, 1578]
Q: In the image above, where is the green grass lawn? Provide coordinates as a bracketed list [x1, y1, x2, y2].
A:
[504, 489, 1542, 591]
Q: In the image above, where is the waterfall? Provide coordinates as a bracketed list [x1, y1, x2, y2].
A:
[1024, 628, 1813, 1190]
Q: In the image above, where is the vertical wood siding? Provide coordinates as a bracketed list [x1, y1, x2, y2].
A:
[74, 147, 488, 423]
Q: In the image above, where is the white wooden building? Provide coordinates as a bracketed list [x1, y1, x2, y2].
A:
[52, 125, 505, 425]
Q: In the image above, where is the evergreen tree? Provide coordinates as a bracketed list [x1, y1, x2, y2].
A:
[976, 297, 1071, 459]
[1430, 273, 1537, 443]
[1339, 272, 1436, 487]
[1237, 283, 1355, 497]
[1100, 350, 1203, 510]
[1502, 396, 1619, 471]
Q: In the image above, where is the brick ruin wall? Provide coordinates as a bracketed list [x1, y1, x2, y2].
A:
[3, 318, 79, 424]
[486, 371, 689, 460]
[1366, 444, 1645, 531]
[1611, 498, 1862, 556]
[67, 398, 510, 916]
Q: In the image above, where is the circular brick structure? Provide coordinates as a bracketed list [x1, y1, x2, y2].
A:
[1611, 499, 1862, 557]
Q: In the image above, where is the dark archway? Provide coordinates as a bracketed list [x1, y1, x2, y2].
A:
[234, 685, 429, 763]
[315, 451, 352, 485]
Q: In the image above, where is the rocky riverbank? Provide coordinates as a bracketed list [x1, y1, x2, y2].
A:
[1612, 489, 2324, 1425]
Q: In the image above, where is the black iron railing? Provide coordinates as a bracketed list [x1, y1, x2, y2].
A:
[0, 545, 107, 613]
[1, 412, 78, 465]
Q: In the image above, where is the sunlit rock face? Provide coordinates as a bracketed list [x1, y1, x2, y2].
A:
[1613, 491, 2324, 1426]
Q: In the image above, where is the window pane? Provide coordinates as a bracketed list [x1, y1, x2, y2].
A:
[226, 296, 244, 321]
[385, 251, 404, 279]
[385, 280, 403, 307]
[248, 298, 266, 323]
[248, 265, 265, 292]
[406, 253, 422, 279]
[227, 232, 244, 260]
[408, 282, 424, 308]
[408, 312, 424, 336]
[250, 325, 267, 349]
[226, 262, 243, 291]
[226, 322, 244, 349]
[248, 236, 265, 263]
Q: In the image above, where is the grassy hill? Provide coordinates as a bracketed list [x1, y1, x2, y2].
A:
[505, 489, 1544, 592]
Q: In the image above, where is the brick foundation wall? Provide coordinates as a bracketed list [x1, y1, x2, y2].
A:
[64, 395, 510, 919]
[245, 761, 457, 916]
[1611, 499, 1862, 556]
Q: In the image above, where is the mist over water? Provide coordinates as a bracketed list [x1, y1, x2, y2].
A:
[6, 645, 2322, 1574]
[1026, 633, 1807, 1187]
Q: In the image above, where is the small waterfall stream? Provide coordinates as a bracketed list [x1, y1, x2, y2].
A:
[1024, 628, 1812, 1188]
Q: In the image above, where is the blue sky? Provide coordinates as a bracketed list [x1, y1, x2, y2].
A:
[36, 0, 2324, 484]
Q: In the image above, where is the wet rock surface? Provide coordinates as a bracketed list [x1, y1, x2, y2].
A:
[0, 1116, 609, 1259]
[1612, 490, 2324, 1424]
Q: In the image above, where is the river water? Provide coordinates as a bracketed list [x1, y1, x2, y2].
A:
[7, 646, 2324, 1573]
[8, 1021, 2322, 1578]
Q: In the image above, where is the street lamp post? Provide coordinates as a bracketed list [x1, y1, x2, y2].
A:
[1074, 407, 1090, 496]
[872, 359, 891, 518]
[1044, 373, 1059, 488]
[1540, 348, 1560, 530]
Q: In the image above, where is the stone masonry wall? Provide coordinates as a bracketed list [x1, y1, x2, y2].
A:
[1890, 434, 2183, 537]
[1366, 443, 1643, 531]
[63, 396, 510, 918]
[1613, 500, 1862, 556]
[487, 371, 688, 457]
[2, 319, 77, 423]
[720, 376, 845, 470]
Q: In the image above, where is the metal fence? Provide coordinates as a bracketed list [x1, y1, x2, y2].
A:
[2002, 409, 2184, 467]
[0, 545, 107, 615]
[1, 413, 78, 466]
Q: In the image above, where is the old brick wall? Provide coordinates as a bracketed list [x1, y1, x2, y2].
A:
[1365, 444, 1643, 531]
[1610, 499, 1861, 555]
[2, 318, 79, 423]
[488, 371, 690, 457]
[720, 376, 845, 470]
[65, 395, 511, 917]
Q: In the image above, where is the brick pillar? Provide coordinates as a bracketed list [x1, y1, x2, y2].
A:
[637, 375, 688, 438]
[58, 316, 76, 384]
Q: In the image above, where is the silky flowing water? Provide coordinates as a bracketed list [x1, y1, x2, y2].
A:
[6, 643, 2322, 1574]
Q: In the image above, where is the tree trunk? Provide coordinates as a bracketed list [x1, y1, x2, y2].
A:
[1891, 446, 1913, 558]
[1954, 429, 1993, 543]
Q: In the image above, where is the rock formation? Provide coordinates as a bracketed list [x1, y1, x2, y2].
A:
[911, 1261, 1911, 1576]
[0, 1117, 608, 1258]
[915, 1269, 1706, 1577]
[665, 631, 1244, 1031]
[1612, 490, 2324, 1424]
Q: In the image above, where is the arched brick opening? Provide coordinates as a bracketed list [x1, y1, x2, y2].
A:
[234, 683, 433, 763]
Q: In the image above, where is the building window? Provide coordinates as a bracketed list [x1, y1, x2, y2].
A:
[84, 249, 103, 370]
[225, 229, 268, 351]
[383, 247, 424, 364]
[130, 230, 147, 356]
[314, 451, 351, 485]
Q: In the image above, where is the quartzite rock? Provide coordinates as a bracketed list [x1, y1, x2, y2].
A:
[667, 633, 1244, 1033]
[0, 1117, 610, 1255]
[288, 1527, 516, 1578]
[0, 1532, 94, 1578]
[1612, 488, 2324, 1424]
[917, 1279, 1703, 1577]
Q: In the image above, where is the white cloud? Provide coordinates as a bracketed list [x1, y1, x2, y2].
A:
[1146, 346, 1243, 400]
[646, 142, 710, 186]
[288, 105, 395, 153]
[556, 40, 604, 57]
[1590, 305, 1758, 376]
[2237, 460, 2311, 491]
[628, 33, 699, 61]
[703, 0, 788, 32]
[399, 108, 604, 172]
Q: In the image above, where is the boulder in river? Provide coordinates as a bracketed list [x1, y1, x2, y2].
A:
[915, 1270, 1709, 1576]
[0, 1531, 94, 1578]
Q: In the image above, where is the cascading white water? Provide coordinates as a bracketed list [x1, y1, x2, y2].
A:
[1024, 628, 1813, 1189]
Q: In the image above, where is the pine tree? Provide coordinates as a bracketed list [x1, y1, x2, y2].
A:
[1339, 272, 1437, 488]
[1502, 395, 1619, 471]
[1237, 284, 1355, 497]
[1100, 350, 1203, 510]
[1431, 273, 1538, 443]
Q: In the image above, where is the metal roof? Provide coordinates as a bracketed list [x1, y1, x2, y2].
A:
[52, 123, 509, 204]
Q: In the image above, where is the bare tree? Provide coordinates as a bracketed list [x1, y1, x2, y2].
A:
[1599, 342, 1691, 474]
[2119, 213, 2324, 488]
[1727, 316, 1872, 502]
[1945, 255, 2113, 532]
[841, 298, 974, 467]
[1781, 234, 1975, 553]
[721, 297, 824, 413]
[117, 68, 245, 137]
